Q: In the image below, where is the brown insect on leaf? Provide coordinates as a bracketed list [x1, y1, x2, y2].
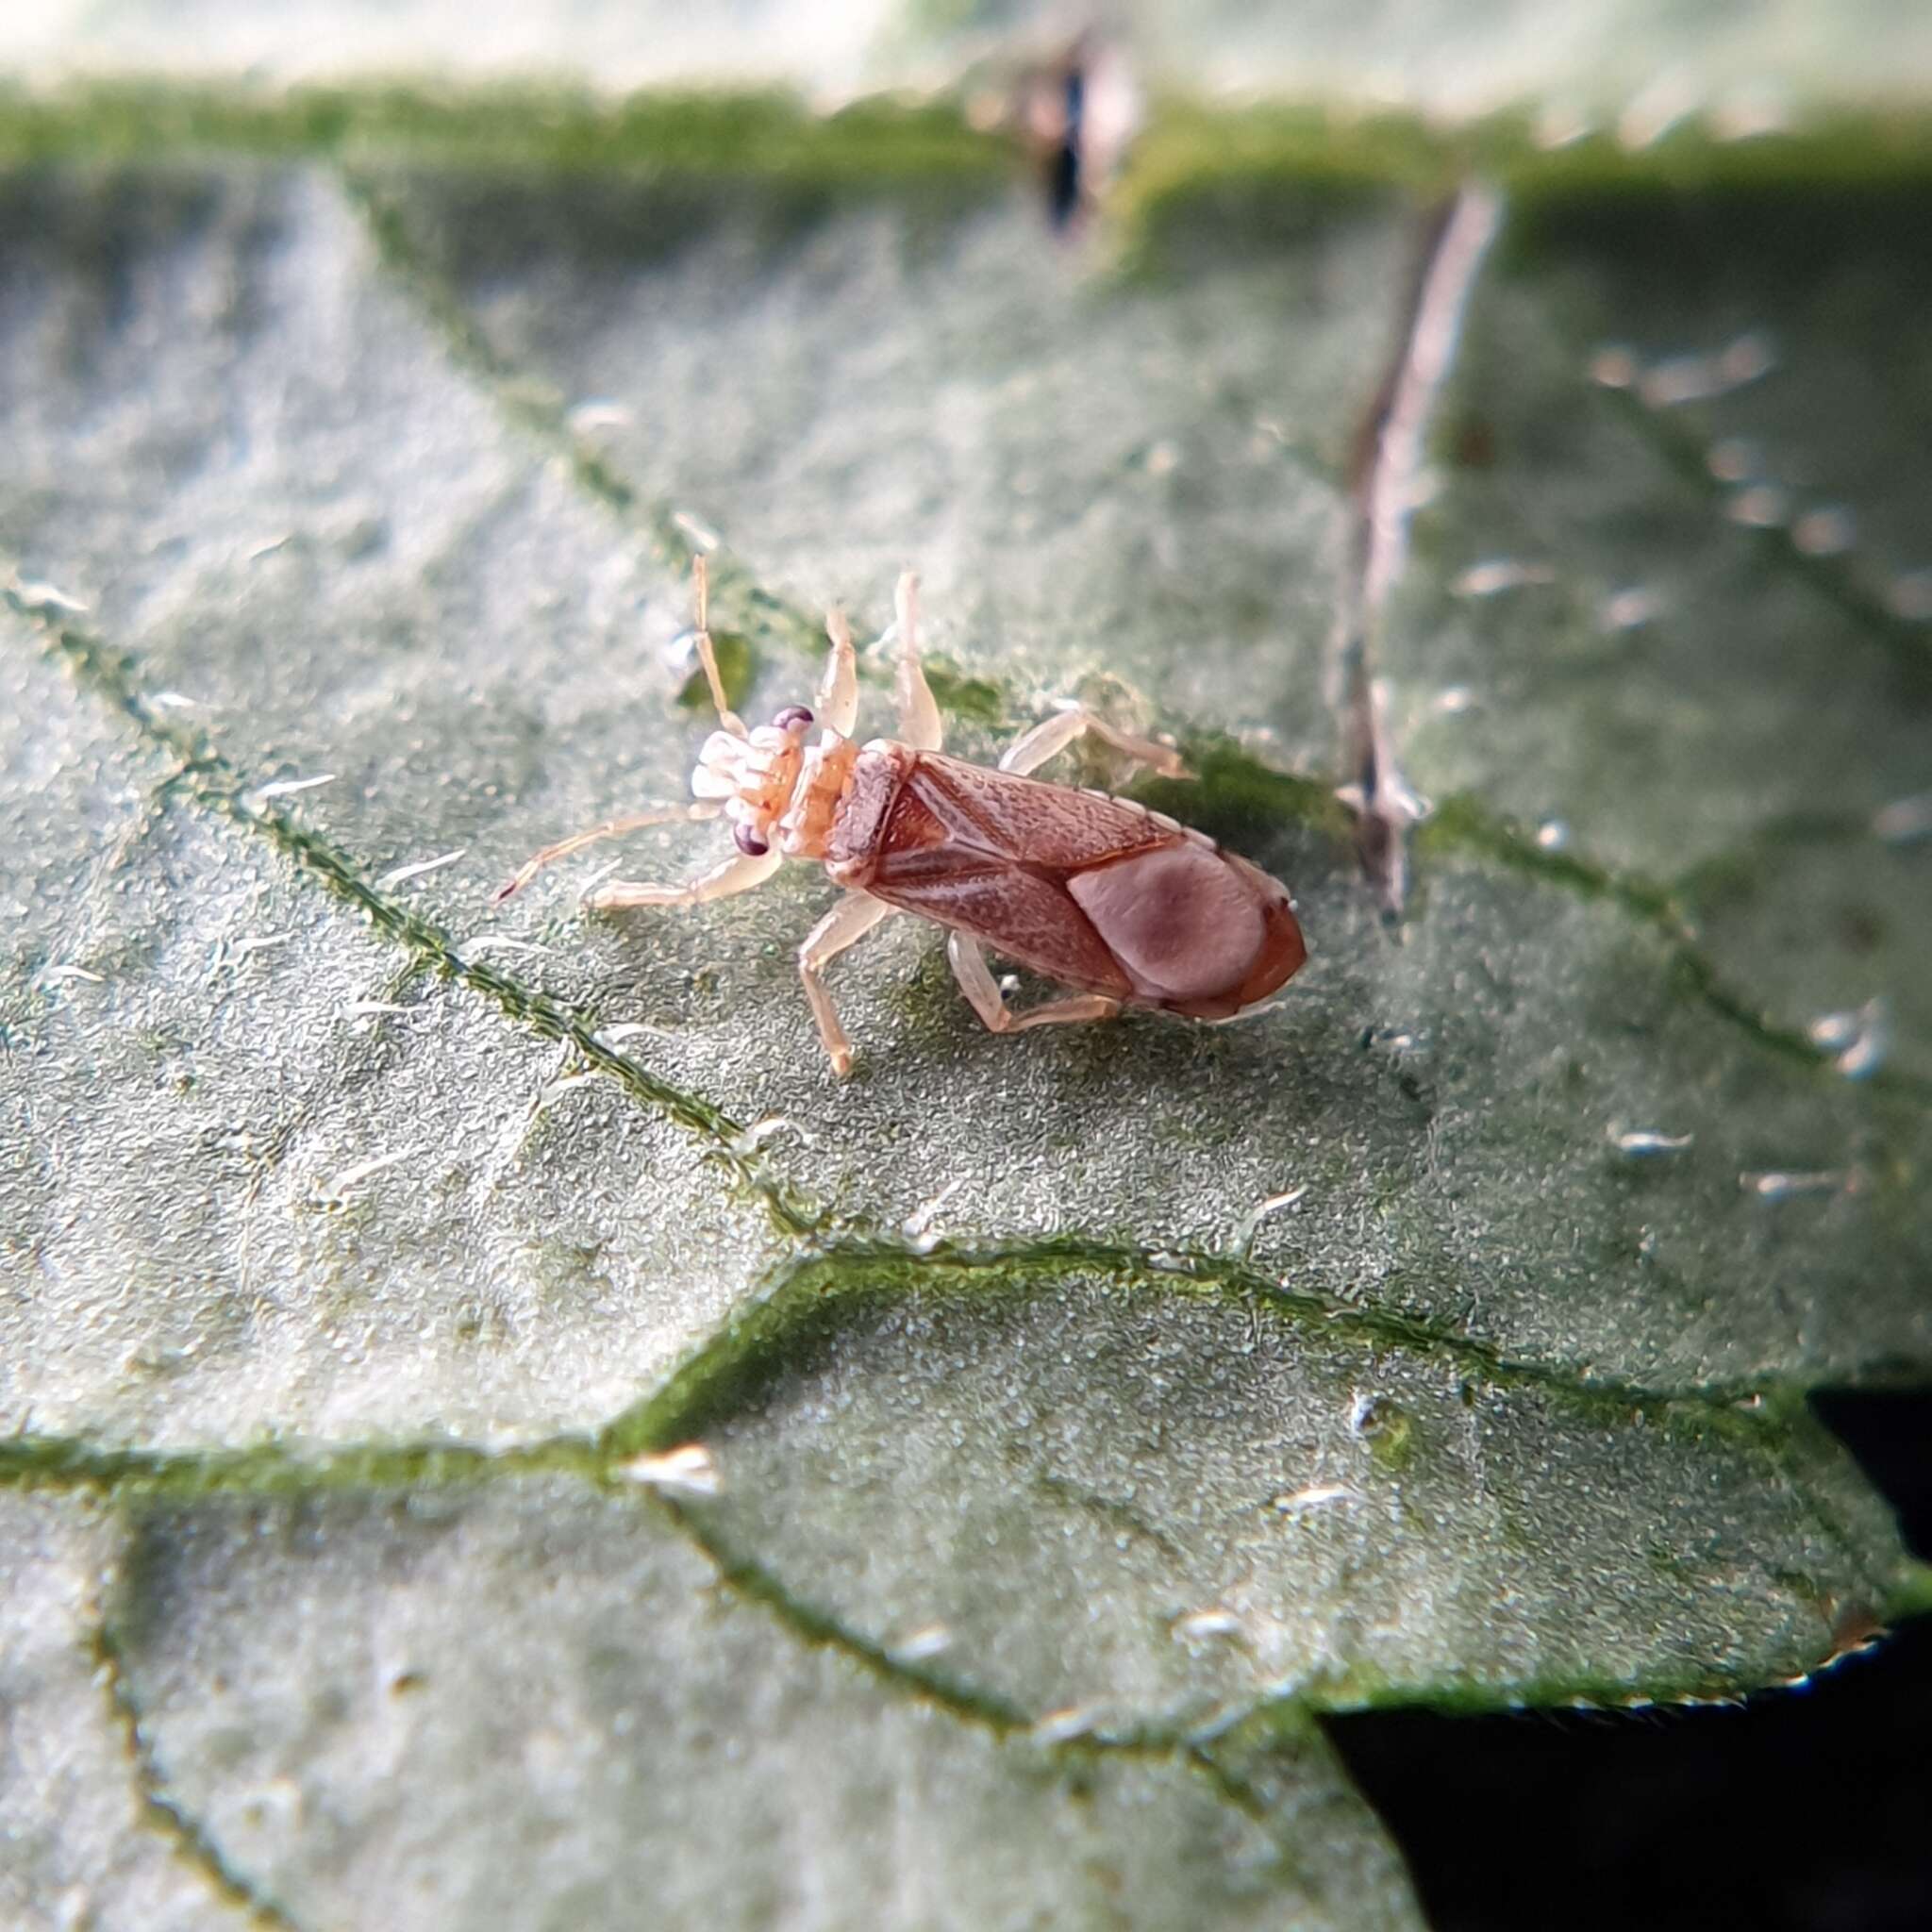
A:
[492, 560, 1307, 1074]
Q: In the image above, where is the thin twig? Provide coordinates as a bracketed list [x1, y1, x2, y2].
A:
[1332, 183, 1503, 918]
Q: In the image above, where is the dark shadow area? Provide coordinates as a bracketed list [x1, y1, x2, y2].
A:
[1328, 1388, 1932, 1931]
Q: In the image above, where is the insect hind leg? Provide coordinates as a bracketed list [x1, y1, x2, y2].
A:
[946, 933, 1120, 1035]
[997, 705, 1186, 779]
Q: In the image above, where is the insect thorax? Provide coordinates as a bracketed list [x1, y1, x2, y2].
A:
[777, 735, 862, 862]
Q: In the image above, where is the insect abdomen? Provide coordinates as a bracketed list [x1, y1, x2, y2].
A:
[851, 749, 1306, 1017]
[1066, 840, 1305, 1017]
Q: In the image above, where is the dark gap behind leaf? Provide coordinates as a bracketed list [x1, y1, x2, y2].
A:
[1328, 1390, 1932, 1932]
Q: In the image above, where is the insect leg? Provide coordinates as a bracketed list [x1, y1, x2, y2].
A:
[946, 932, 1121, 1034]
[489, 805, 721, 906]
[797, 891, 894, 1075]
[891, 572, 943, 753]
[816, 609, 860, 738]
[587, 845, 781, 911]
[997, 706, 1187, 779]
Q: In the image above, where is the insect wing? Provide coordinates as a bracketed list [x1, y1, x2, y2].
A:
[865, 753, 1307, 1016]
[882, 751, 1173, 870]
[864, 753, 1179, 1002]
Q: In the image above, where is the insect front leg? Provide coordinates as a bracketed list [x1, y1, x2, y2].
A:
[489, 805, 720, 906]
[891, 572, 943, 753]
[587, 846, 781, 911]
[817, 609, 860, 739]
[797, 891, 895, 1075]
[945, 932, 1121, 1035]
[998, 706, 1187, 780]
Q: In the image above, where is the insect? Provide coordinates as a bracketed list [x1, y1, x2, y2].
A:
[491, 562, 1307, 1075]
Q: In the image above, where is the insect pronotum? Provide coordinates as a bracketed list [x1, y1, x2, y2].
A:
[491, 562, 1307, 1074]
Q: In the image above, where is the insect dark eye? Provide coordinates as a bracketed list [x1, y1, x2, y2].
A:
[734, 824, 771, 857]
[772, 705, 814, 732]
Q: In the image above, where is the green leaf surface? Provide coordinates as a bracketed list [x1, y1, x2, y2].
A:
[2, 38, 1928, 1932]
[101, 1479, 1419, 1932]
[0, 1491, 259, 1932]
[643, 1253, 1907, 1731]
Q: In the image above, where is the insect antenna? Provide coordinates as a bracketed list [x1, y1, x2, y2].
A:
[489, 803, 720, 907]
[690, 554, 747, 737]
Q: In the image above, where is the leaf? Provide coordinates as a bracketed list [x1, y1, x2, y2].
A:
[2, 41, 1929, 1932]
[0, 1491, 259, 1932]
[641, 1252, 1907, 1733]
[101, 1479, 1420, 1931]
